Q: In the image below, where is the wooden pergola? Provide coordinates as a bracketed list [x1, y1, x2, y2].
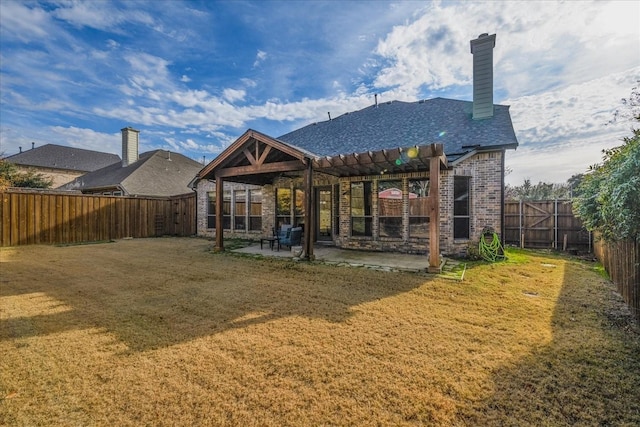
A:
[197, 129, 448, 272]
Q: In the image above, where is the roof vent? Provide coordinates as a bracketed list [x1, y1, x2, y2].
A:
[386, 101, 392, 105]
[418, 99, 425, 104]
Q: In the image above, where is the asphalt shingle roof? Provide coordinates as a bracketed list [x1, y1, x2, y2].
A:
[277, 98, 518, 161]
[61, 150, 204, 197]
[4, 144, 120, 172]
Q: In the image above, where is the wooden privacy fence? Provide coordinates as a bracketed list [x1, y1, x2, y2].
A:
[0, 189, 196, 247]
[594, 237, 640, 324]
[504, 200, 591, 252]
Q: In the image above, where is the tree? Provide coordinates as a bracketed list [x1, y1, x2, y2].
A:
[505, 179, 571, 201]
[0, 160, 53, 190]
[573, 116, 640, 241]
[609, 82, 640, 125]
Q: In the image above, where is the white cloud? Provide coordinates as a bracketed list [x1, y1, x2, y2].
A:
[0, 1, 51, 42]
[51, 1, 154, 31]
[253, 50, 267, 68]
[371, 1, 639, 99]
[504, 67, 640, 184]
[180, 75, 191, 83]
[222, 88, 246, 103]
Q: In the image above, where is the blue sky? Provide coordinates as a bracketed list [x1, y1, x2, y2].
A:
[1, 0, 638, 185]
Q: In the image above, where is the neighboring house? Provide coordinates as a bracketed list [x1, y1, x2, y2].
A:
[193, 34, 518, 269]
[2, 143, 120, 188]
[61, 127, 204, 197]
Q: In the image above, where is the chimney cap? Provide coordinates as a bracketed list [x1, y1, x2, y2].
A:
[470, 33, 496, 53]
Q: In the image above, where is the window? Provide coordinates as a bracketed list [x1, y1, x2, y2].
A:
[409, 179, 429, 238]
[294, 189, 305, 227]
[351, 181, 372, 236]
[249, 190, 262, 231]
[222, 190, 231, 230]
[276, 187, 292, 228]
[378, 180, 402, 238]
[454, 177, 470, 239]
[234, 190, 246, 231]
[207, 192, 216, 229]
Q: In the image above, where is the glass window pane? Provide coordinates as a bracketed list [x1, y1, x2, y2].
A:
[409, 217, 429, 238]
[276, 188, 291, 216]
[235, 190, 246, 212]
[379, 217, 402, 238]
[207, 192, 216, 229]
[378, 180, 402, 238]
[295, 189, 304, 216]
[250, 190, 262, 215]
[454, 217, 470, 239]
[351, 181, 372, 236]
[249, 190, 262, 231]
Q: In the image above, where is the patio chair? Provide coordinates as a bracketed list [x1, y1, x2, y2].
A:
[277, 224, 292, 241]
[279, 226, 302, 249]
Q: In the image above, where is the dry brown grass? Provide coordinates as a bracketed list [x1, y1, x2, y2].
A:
[1, 238, 638, 426]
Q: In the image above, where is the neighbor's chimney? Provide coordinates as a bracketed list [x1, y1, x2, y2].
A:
[121, 127, 140, 167]
[470, 33, 496, 120]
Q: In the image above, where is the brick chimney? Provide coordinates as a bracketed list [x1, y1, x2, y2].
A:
[470, 33, 496, 120]
[121, 127, 140, 167]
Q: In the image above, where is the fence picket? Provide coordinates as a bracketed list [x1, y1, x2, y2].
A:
[0, 189, 195, 247]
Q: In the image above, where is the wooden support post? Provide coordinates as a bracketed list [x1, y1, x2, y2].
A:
[214, 176, 224, 252]
[427, 156, 441, 273]
[304, 160, 314, 260]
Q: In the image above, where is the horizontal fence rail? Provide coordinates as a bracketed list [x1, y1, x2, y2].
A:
[504, 200, 591, 252]
[1, 189, 196, 247]
[594, 237, 640, 324]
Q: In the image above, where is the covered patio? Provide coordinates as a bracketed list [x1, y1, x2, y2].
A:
[196, 129, 448, 272]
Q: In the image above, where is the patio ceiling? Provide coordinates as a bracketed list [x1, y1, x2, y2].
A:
[198, 129, 448, 186]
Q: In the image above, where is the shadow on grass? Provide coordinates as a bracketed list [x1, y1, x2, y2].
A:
[1, 238, 429, 352]
[458, 254, 640, 425]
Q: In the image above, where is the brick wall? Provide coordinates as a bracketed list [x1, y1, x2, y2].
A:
[195, 179, 263, 239]
[196, 151, 505, 256]
[442, 151, 504, 255]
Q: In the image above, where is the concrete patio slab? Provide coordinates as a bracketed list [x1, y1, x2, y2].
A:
[232, 243, 448, 274]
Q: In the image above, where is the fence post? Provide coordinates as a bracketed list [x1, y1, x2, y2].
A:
[519, 200, 523, 248]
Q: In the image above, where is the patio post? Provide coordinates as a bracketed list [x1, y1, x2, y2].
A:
[304, 159, 314, 259]
[428, 154, 441, 273]
[214, 175, 224, 252]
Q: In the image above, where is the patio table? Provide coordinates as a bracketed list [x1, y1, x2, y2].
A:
[260, 236, 280, 251]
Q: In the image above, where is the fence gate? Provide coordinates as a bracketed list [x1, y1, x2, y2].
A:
[504, 200, 591, 252]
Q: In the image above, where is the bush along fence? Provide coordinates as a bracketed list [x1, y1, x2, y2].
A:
[0, 189, 196, 247]
[594, 236, 640, 324]
[504, 200, 591, 252]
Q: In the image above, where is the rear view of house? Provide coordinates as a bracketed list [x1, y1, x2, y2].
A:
[193, 33, 518, 268]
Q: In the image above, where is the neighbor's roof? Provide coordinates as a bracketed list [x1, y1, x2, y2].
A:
[61, 150, 203, 197]
[4, 144, 120, 172]
[277, 97, 518, 162]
